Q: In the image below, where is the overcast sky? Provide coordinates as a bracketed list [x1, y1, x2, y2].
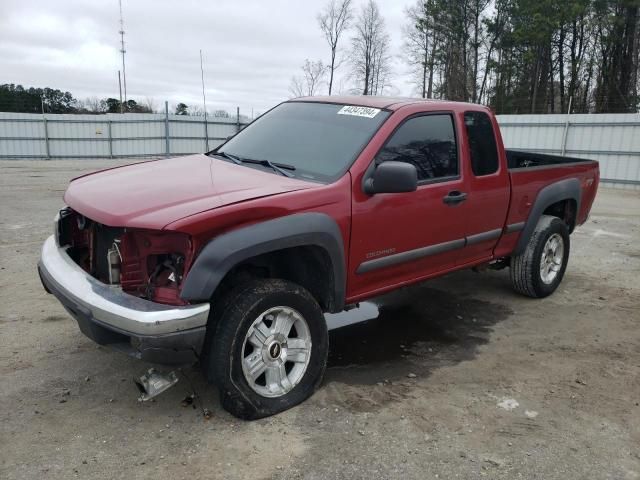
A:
[1, 0, 415, 116]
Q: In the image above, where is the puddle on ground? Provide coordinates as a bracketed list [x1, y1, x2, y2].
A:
[325, 283, 513, 385]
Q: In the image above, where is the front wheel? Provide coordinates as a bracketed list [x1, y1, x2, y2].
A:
[204, 279, 328, 420]
[510, 215, 570, 298]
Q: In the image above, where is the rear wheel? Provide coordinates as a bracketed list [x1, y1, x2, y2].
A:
[203, 279, 328, 420]
[510, 215, 570, 298]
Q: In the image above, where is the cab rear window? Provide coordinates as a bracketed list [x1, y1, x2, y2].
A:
[464, 111, 499, 176]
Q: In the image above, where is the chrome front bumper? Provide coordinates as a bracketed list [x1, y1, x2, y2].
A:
[38, 235, 210, 363]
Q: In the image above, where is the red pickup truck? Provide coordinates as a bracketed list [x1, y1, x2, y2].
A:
[39, 96, 599, 419]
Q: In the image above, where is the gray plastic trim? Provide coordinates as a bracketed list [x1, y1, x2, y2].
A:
[466, 228, 502, 246]
[180, 213, 346, 311]
[504, 222, 525, 234]
[513, 178, 581, 255]
[356, 238, 465, 274]
[356, 225, 512, 274]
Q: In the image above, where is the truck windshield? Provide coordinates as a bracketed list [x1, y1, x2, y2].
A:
[214, 102, 391, 182]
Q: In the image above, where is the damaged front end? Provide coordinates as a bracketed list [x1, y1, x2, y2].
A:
[39, 207, 210, 365]
[57, 207, 193, 306]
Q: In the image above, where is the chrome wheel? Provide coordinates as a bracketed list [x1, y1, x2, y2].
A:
[540, 233, 564, 284]
[241, 306, 312, 398]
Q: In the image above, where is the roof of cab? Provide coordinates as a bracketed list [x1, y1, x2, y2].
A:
[290, 95, 479, 111]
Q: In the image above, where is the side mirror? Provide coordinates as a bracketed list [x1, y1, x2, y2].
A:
[364, 161, 418, 195]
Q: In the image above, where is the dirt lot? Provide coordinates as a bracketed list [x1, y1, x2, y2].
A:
[1, 159, 639, 480]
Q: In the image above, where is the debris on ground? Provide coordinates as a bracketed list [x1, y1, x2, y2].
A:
[524, 410, 539, 419]
[497, 398, 519, 411]
[484, 457, 503, 467]
[135, 368, 179, 402]
[407, 373, 417, 378]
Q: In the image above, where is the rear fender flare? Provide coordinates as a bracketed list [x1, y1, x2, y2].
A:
[514, 178, 581, 255]
[180, 213, 346, 312]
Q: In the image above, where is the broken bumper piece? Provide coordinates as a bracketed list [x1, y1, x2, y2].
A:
[135, 368, 180, 401]
[38, 235, 210, 364]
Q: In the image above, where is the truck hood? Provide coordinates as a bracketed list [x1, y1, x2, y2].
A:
[64, 154, 317, 229]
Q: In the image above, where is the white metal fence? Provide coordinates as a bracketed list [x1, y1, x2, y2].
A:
[0, 110, 638, 189]
[0, 110, 247, 160]
[497, 113, 640, 189]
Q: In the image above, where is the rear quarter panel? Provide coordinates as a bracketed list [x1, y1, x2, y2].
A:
[494, 161, 599, 257]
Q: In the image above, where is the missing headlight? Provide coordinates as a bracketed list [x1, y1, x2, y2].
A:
[145, 253, 186, 304]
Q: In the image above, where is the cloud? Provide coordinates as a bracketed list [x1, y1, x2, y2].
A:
[0, 0, 415, 114]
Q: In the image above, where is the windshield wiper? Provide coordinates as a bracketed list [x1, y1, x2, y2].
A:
[211, 151, 296, 177]
[240, 158, 296, 178]
[210, 151, 242, 165]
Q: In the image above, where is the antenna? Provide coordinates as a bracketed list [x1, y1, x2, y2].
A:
[200, 49, 209, 150]
[118, 0, 127, 104]
[118, 70, 124, 113]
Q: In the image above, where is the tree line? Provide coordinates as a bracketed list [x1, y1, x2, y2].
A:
[0, 84, 236, 117]
[0, 84, 155, 114]
[291, 0, 640, 113]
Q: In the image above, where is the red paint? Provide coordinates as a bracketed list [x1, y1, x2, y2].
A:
[64, 154, 316, 230]
[62, 97, 600, 306]
[493, 162, 599, 258]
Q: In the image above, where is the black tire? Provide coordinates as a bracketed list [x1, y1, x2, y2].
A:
[203, 279, 328, 420]
[510, 215, 570, 298]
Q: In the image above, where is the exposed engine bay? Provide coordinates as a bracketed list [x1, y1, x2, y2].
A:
[56, 207, 193, 305]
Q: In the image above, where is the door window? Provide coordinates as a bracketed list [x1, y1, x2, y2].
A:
[375, 114, 458, 182]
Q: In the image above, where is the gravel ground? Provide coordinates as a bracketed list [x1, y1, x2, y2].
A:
[1, 159, 639, 480]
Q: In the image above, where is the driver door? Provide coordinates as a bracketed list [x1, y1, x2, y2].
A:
[348, 112, 469, 300]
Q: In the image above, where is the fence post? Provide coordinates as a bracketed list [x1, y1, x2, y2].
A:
[164, 101, 170, 157]
[107, 120, 113, 158]
[43, 116, 50, 159]
[561, 96, 573, 156]
[236, 107, 241, 133]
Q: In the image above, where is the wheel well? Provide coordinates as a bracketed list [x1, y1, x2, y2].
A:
[211, 246, 336, 313]
[543, 199, 577, 233]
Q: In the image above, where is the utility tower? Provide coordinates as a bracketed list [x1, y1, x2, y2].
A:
[118, 0, 127, 104]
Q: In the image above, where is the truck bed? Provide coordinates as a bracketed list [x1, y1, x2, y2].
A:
[506, 149, 594, 170]
[493, 150, 600, 258]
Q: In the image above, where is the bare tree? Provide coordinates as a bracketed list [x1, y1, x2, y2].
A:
[318, 0, 353, 95]
[143, 97, 157, 113]
[82, 96, 105, 113]
[403, 0, 440, 98]
[212, 109, 230, 118]
[189, 105, 206, 116]
[289, 59, 327, 97]
[289, 76, 306, 97]
[351, 0, 391, 95]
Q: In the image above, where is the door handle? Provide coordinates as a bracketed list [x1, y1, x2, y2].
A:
[443, 191, 467, 205]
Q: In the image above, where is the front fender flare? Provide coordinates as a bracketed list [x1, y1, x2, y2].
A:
[180, 213, 346, 311]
